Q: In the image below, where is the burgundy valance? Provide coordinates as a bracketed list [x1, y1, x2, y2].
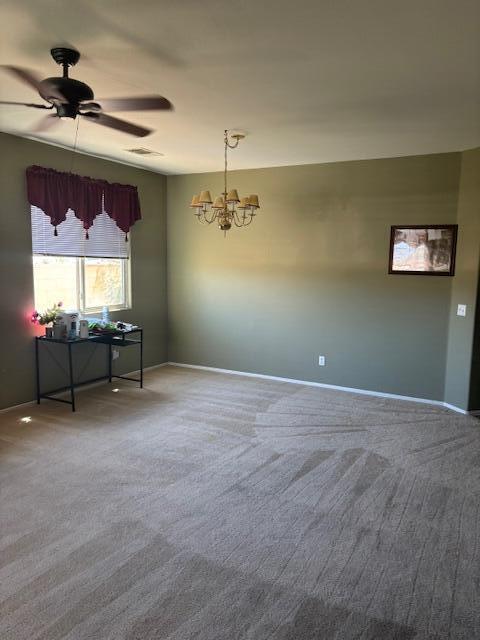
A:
[26, 165, 141, 238]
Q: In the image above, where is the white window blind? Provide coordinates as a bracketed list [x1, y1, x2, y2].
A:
[31, 205, 129, 259]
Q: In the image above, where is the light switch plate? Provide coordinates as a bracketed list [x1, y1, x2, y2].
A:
[318, 356, 326, 366]
[457, 304, 467, 317]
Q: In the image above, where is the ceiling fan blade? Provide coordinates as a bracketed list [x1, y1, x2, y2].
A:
[0, 100, 53, 109]
[87, 95, 173, 112]
[2, 65, 42, 90]
[82, 112, 152, 137]
[2, 65, 67, 103]
[32, 114, 60, 133]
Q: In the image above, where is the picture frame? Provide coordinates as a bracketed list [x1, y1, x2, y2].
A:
[388, 225, 458, 276]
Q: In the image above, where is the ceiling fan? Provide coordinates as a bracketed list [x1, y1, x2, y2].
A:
[0, 47, 173, 137]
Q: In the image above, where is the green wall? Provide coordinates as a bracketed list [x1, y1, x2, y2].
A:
[470, 274, 480, 410]
[444, 147, 480, 410]
[1, 132, 477, 411]
[0, 133, 168, 410]
[167, 153, 465, 402]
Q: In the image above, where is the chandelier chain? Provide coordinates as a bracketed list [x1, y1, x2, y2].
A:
[224, 130, 228, 198]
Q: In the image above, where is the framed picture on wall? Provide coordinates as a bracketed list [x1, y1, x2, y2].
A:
[388, 225, 458, 276]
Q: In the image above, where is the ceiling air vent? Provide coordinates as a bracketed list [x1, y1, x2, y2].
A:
[125, 148, 164, 156]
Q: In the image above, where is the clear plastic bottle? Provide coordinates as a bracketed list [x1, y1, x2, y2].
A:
[102, 306, 109, 324]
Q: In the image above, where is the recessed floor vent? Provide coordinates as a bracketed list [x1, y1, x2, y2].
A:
[125, 148, 164, 156]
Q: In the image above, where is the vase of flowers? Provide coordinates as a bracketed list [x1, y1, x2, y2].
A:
[31, 301, 63, 336]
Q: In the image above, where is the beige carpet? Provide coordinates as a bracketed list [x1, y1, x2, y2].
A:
[1, 365, 479, 640]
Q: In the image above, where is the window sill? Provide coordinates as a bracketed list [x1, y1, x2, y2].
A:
[83, 305, 132, 315]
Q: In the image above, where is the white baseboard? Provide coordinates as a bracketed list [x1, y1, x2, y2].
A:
[128, 362, 169, 375]
[442, 402, 469, 415]
[0, 362, 169, 414]
[0, 398, 36, 415]
[2, 360, 476, 418]
[167, 362, 474, 416]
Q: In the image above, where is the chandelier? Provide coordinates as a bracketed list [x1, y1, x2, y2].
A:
[190, 130, 260, 234]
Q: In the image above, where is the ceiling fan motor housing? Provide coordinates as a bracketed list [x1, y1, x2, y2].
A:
[39, 77, 94, 117]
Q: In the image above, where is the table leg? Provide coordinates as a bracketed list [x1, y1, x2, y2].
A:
[68, 342, 75, 412]
[35, 338, 40, 404]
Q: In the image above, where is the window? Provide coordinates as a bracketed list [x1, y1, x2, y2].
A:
[33, 255, 130, 313]
[31, 206, 131, 313]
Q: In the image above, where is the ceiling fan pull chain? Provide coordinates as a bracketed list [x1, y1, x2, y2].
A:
[125, 233, 128, 242]
[85, 230, 89, 240]
[54, 226, 58, 237]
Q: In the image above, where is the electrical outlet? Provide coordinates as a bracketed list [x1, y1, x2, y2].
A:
[318, 355, 326, 366]
[457, 304, 466, 317]
[112, 349, 120, 360]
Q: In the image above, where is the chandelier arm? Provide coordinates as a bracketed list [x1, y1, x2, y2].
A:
[237, 210, 253, 226]
[241, 211, 252, 226]
[205, 209, 217, 224]
[199, 205, 214, 224]
[232, 210, 246, 227]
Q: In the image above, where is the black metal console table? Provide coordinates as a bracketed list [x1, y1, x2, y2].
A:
[35, 328, 143, 412]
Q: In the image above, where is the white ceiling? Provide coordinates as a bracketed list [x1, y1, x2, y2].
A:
[1, 0, 479, 174]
